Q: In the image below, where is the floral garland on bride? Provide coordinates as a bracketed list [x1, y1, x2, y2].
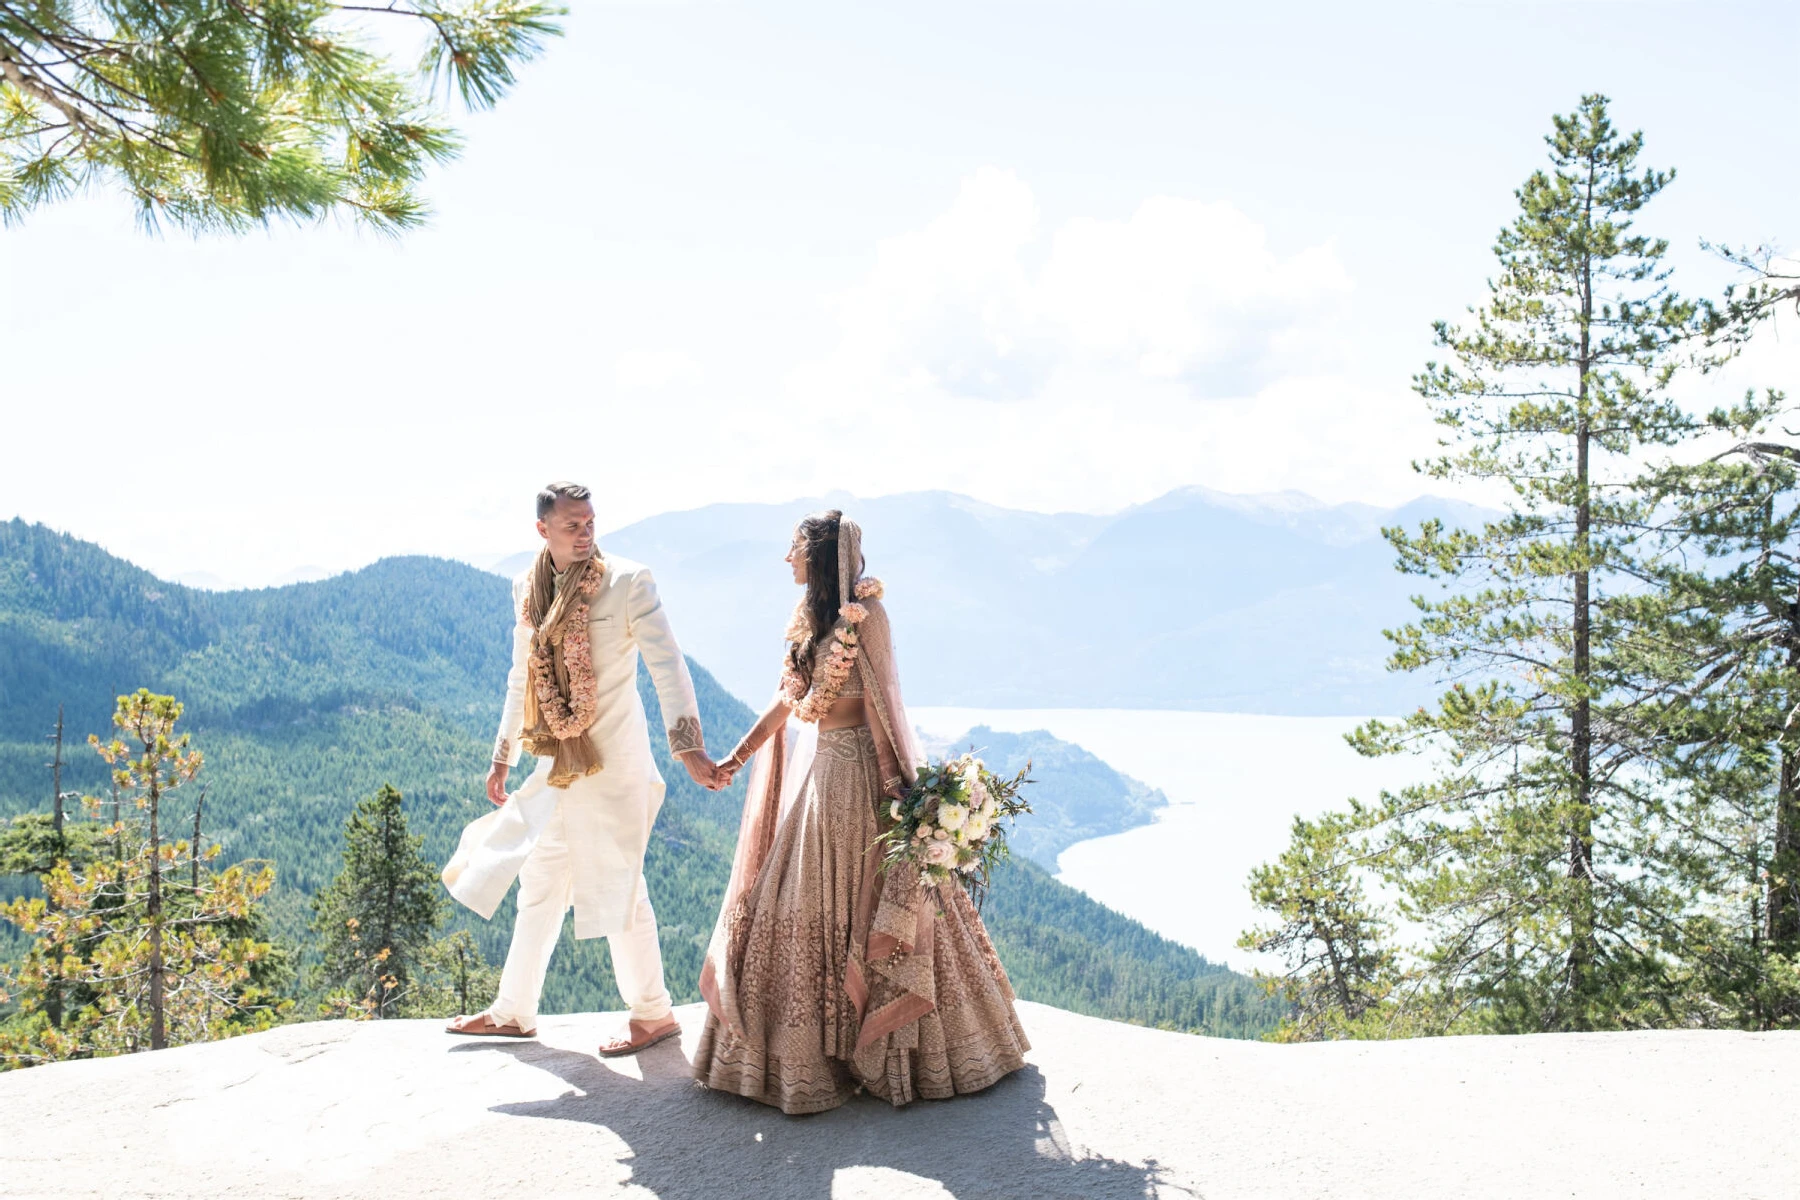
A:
[781, 577, 883, 723]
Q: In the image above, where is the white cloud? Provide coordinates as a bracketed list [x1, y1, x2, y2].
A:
[614, 349, 706, 391]
[804, 167, 1356, 404]
[773, 168, 1430, 513]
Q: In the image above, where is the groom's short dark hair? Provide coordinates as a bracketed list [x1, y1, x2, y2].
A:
[537, 481, 592, 519]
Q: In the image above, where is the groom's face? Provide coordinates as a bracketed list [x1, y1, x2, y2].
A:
[538, 498, 597, 566]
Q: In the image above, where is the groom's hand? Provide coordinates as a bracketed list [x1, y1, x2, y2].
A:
[486, 762, 510, 806]
[678, 750, 723, 791]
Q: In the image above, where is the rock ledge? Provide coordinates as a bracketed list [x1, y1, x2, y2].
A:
[1, 1001, 1794, 1199]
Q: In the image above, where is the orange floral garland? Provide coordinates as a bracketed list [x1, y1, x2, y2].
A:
[781, 578, 883, 723]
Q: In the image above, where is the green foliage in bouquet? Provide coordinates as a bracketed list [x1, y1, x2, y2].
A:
[880, 753, 1032, 909]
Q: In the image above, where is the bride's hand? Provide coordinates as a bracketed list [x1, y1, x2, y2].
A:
[679, 750, 726, 791]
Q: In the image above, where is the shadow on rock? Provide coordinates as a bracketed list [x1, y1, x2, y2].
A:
[457, 1038, 1193, 1199]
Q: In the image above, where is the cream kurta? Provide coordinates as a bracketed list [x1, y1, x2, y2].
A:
[443, 554, 702, 939]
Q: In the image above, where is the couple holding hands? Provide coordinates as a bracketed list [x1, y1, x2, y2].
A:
[441, 482, 1028, 1115]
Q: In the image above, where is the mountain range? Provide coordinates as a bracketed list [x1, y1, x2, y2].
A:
[482, 487, 1491, 715]
[0, 518, 1275, 1036]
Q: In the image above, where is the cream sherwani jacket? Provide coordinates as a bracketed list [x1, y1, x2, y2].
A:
[443, 554, 703, 939]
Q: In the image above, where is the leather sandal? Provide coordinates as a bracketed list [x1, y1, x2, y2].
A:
[445, 1012, 535, 1038]
[598, 1017, 681, 1058]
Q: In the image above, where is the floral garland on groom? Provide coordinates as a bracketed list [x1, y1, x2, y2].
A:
[520, 547, 606, 787]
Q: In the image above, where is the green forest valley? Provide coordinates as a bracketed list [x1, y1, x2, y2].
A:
[0, 518, 1277, 1066]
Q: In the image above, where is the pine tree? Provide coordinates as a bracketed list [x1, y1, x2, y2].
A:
[1621, 400, 1800, 1027]
[0, 707, 99, 1033]
[406, 929, 500, 1020]
[1299, 95, 1713, 1032]
[1238, 811, 1402, 1041]
[312, 783, 445, 1019]
[0, 1, 563, 231]
[0, 691, 287, 1066]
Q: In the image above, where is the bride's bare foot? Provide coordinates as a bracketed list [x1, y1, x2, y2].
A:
[598, 1016, 681, 1058]
[445, 1012, 535, 1038]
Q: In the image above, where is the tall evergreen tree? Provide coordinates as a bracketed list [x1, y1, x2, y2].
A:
[0, 1, 563, 230]
[312, 784, 444, 1019]
[1250, 95, 1718, 1035]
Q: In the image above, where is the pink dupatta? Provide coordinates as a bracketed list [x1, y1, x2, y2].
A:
[699, 518, 934, 1053]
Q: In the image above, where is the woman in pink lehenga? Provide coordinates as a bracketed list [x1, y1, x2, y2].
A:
[694, 510, 1029, 1114]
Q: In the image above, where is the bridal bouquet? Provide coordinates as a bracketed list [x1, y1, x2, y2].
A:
[879, 752, 1032, 907]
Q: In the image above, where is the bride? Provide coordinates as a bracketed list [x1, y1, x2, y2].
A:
[694, 510, 1029, 1114]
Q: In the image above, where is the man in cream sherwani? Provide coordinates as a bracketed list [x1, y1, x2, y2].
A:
[443, 480, 722, 1056]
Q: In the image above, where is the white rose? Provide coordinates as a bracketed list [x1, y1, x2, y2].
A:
[936, 803, 968, 832]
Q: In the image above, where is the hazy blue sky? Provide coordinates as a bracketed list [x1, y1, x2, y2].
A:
[3, 0, 1796, 585]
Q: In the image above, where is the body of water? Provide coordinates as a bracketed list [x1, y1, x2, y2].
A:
[910, 707, 1428, 971]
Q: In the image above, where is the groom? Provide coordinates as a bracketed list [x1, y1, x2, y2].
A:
[443, 480, 723, 1056]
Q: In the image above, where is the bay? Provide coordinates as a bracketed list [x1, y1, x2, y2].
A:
[910, 707, 1427, 970]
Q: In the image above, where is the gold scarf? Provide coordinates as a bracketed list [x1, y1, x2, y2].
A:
[521, 547, 605, 787]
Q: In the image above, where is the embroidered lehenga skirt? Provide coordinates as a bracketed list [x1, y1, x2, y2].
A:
[693, 725, 1030, 1114]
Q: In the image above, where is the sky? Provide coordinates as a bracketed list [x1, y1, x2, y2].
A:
[3, 0, 1798, 586]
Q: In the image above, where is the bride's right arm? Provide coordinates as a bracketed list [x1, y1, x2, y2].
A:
[721, 695, 792, 775]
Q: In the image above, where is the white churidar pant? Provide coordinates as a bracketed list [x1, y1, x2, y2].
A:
[484, 797, 672, 1030]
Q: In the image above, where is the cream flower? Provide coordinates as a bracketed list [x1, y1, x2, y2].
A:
[924, 840, 957, 867]
[964, 814, 991, 843]
[936, 803, 968, 832]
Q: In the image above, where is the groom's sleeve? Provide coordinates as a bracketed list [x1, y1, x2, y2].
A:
[625, 566, 705, 756]
[493, 575, 531, 767]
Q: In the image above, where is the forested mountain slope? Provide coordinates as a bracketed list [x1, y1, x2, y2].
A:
[0, 520, 1277, 1037]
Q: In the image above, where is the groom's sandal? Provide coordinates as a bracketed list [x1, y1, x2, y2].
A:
[598, 1017, 681, 1058]
[445, 1012, 535, 1038]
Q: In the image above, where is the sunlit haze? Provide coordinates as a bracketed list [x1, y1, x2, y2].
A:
[3, 1, 1796, 586]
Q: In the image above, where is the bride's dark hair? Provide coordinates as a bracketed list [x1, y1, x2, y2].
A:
[787, 509, 846, 684]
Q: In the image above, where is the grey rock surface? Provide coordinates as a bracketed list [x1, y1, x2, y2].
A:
[1, 1001, 1794, 1199]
